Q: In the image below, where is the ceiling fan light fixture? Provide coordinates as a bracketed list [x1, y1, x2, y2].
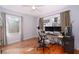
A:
[32, 5, 36, 10]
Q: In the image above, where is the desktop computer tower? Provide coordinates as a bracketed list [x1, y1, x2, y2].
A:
[62, 36, 74, 54]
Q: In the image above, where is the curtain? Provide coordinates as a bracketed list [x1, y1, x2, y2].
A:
[60, 11, 70, 32]
[39, 18, 44, 31]
[1, 13, 7, 45]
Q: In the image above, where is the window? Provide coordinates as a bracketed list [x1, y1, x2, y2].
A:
[6, 14, 21, 33]
[54, 17, 58, 22]
[44, 14, 61, 26]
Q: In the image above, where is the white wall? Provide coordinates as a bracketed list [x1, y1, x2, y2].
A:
[0, 7, 2, 11]
[68, 6, 79, 50]
[23, 15, 38, 40]
[0, 6, 38, 44]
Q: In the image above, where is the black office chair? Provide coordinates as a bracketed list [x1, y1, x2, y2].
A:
[37, 31, 43, 47]
[37, 30, 50, 53]
[38, 30, 48, 47]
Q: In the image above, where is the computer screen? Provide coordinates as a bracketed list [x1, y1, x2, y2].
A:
[45, 26, 61, 32]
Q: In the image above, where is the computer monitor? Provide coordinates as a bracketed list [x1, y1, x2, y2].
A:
[45, 26, 61, 32]
[45, 27, 54, 31]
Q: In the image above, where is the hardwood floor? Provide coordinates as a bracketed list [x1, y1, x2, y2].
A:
[1, 37, 65, 54]
[74, 49, 79, 54]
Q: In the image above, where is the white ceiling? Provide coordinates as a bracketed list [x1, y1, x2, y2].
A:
[1, 5, 68, 17]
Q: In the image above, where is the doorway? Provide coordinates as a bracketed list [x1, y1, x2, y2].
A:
[6, 14, 23, 44]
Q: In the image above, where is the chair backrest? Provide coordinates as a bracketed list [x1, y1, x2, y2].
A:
[38, 29, 47, 40]
[38, 29, 43, 40]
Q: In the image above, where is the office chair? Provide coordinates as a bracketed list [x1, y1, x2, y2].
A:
[37, 30, 50, 53]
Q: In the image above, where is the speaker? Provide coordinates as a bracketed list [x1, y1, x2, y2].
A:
[67, 27, 72, 36]
[62, 36, 74, 54]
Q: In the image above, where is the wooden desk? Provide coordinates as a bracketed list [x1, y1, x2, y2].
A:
[46, 34, 64, 45]
[47, 34, 64, 39]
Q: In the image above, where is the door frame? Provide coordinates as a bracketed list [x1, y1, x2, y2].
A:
[2, 13, 23, 45]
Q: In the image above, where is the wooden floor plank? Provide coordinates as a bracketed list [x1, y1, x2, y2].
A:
[1, 38, 65, 54]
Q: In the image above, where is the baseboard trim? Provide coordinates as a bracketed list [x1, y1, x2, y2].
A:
[23, 37, 38, 41]
[5, 37, 38, 47]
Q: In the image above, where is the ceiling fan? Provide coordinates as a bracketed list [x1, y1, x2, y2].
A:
[32, 5, 36, 10]
[22, 5, 44, 15]
[29, 5, 43, 14]
[22, 5, 42, 9]
[31, 5, 42, 11]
